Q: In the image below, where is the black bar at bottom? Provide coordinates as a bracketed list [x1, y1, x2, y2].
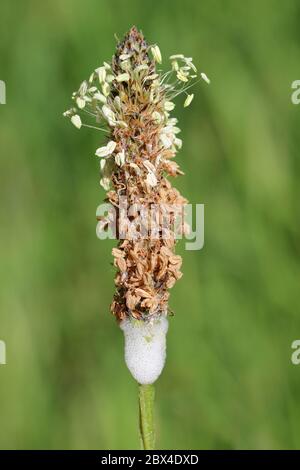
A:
[0, 449, 299, 466]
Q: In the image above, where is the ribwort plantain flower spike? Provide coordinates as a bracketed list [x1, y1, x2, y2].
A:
[64, 26, 209, 448]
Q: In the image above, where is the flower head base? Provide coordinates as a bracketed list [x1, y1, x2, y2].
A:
[64, 26, 209, 322]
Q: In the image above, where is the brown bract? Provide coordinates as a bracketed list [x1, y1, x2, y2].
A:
[106, 27, 187, 321]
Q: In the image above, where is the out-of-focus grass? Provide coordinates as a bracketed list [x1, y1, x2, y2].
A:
[0, 0, 300, 449]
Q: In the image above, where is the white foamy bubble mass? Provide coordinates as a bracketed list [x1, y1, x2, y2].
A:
[120, 316, 169, 385]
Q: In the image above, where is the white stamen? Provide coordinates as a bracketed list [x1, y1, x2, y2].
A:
[71, 114, 82, 129]
[164, 101, 175, 111]
[116, 73, 130, 82]
[169, 54, 184, 60]
[151, 45, 162, 64]
[201, 72, 210, 84]
[76, 97, 86, 109]
[100, 177, 110, 190]
[93, 92, 107, 104]
[97, 66, 106, 84]
[184, 94, 194, 107]
[115, 149, 126, 166]
[95, 140, 116, 157]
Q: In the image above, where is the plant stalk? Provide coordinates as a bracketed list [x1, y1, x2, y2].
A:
[139, 384, 155, 450]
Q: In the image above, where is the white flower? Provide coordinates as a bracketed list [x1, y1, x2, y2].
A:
[159, 123, 181, 149]
[106, 74, 114, 83]
[96, 146, 110, 158]
[97, 66, 106, 84]
[115, 149, 126, 166]
[120, 60, 131, 71]
[144, 74, 159, 81]
[152, 111, 163, 124]
[116, 120, 128, 128]
[184, 94, 194, 107]
[106, 141, 116, 153]
[171, 60, 179, 71]
[100, 177, 110, 190]
[169, 54, 184, 59]
[71, 114, 82, 129]
[164, 101, 175, 111]
[201, 72, 210, 84]
[102, 82, 110, 97]
[114, 96, 121, 109]
[146, 171, 157, 187]
[161, 125, 180, 134]
[151, 45, 162, 64]
[184, 58, 197, 72]
[79, 81, 88, 95]
[100, 159, 106, 171]
[135, 64, 148, 73]
[176, 70, 189, 82]
[116, 73, 130, 82]
[119, 53, 131, 60]
[95, 140, 116, 157]
[102, 105, 116, 125]
[174, 138, 182, 149]
[63, 108, 73, 117]
[160, 133, 173, 149]
[167, 117, 178, 126]
[93, 92, 107, 104]
[76, 96, 86, 109]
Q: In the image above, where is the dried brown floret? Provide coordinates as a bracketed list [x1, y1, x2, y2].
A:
[64, 26, 210, 322]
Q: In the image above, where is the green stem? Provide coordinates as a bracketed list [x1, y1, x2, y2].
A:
[139, 384, 155, 450]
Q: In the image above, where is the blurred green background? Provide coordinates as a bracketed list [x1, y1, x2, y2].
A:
[0, 0, 300, 450]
